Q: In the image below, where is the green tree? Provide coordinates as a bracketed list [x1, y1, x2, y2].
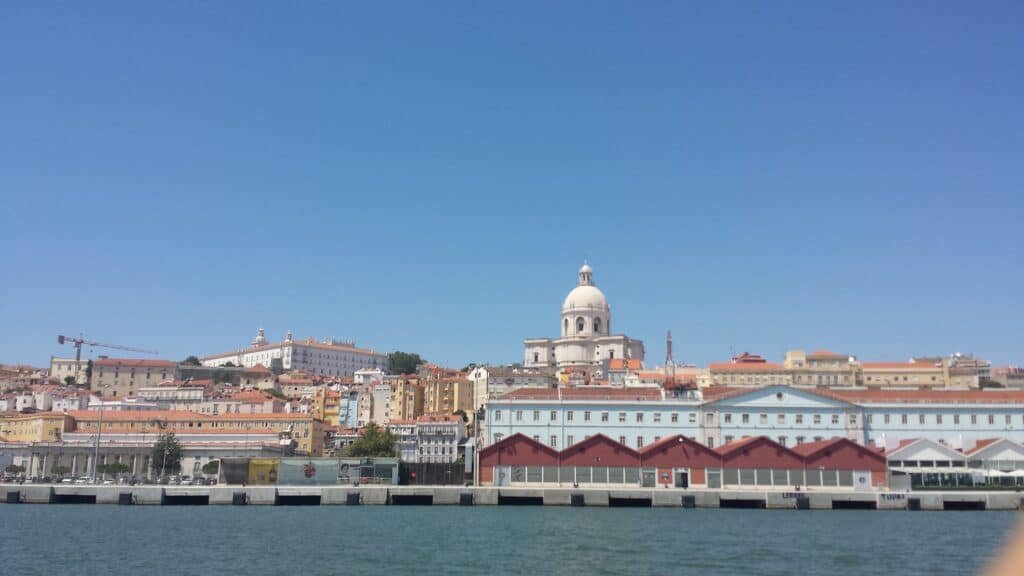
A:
[343, 422, 396, 457]
[63, 376, 76, 386]
[269, 358, 284, 376]
[51, 464, 72, 477]
[265, 388, 287, 400]
[152, 432, 183, 477]
[453, 409, 468, 423]
[5, 464, 26, 475]
[222, 361, 237, 368]
[387, 351, 424, 375]
[182, 355, 201, 366]
[97, 463, 130, 477]
[201, 460, 220, 476]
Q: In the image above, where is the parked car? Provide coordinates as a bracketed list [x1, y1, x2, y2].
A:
[73, 477, 90, 485]
[60, 477, 74, 484]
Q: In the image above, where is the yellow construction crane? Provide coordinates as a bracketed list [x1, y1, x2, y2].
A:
[57, 334, 159, 385]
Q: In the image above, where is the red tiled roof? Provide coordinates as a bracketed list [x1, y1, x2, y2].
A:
[94, 358, 177, 368]
[608, 358, 643, 371]
[861, 361, 940, 370]
[715, 436, 763, 454]
[790, 437, 848, 456]
[497, 387, 663, 401]
[822, 388, 1024, 405]
[808, 350, 844, 358]
[243, 364, 273, 375]
[709, 362, 785, 372]
[228, 391, 276, 403]
[965, 438, 1002, 455]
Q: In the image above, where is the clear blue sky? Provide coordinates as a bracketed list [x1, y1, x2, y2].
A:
[2, 2, 1022, 369]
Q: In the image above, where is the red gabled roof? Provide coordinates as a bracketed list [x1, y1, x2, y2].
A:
[964, 438, 1005, 456]
[715, 436, 805, 464]
[478, 433, 560, 462]
[559, 433, 641, 467]
[715, 436, 762, 454]
[638, 434, 722, 466]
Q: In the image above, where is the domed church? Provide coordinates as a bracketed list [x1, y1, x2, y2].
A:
[524, 263, 644, 370]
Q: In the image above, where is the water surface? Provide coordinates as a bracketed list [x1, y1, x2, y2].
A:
[1, 506, 1016, 576]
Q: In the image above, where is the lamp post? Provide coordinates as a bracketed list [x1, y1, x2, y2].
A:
[91, 385, 109, 483]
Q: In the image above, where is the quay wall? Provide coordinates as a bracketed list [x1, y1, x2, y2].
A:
[2, 484, 1022, 511]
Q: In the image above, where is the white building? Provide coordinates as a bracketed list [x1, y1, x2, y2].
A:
[524, 263, 644, 370]
[467, 366, 555, 411]
[390, 415, 467, 463]
[354, 368, 386, 385]
[201, 328, 388, 378]
[49, 357, 89, 386]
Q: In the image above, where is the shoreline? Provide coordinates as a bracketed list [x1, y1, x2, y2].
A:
[2, 483, 1021, 510]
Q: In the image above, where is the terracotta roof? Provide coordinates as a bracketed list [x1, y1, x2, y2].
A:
[808, 350, 844, 358]
[497, 387, 663, 401]
[789, 437, 847, 456]
[562, 433, 641, 456]
[228, 391, 277, 403]
[242, 364, 272, 375]
[822, 388, 1024, 405]
[861, 361, 940, 370]
[964, 438, 1001, 455]
[635, 371, 666, 380]
[714, 436, 763, 454]
[709, 362, 785, 372]
[608, 359, 643, 371]
[637, 434, 717, 456]
[202, 339, 383, 361]
[94, 358, 177, 368]
[716, 435, 805, 460]
[68, 410, 213, 422]
[416, 414, 462, 423]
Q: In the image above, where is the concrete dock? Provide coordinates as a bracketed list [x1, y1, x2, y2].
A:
[2, 484, 1022, 510]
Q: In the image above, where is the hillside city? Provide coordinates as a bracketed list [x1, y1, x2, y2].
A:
[2, 264, 1023, 491]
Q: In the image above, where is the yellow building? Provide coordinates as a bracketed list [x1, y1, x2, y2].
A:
[388, 377, 424, 422]
[0, 412, 70, 443]
[424, 378, 474, 418]
[860, 361, 946, 388]
[784, 350, 860, 387]
[67, 410, 324, 456]
[312, 388, 341, 426]
[92, 358, 179, 399]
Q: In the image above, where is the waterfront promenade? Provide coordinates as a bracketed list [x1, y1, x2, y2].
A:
[2, 483, 1021, 510]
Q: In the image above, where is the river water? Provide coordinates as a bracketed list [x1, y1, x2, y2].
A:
[1, 506, 1017, 576]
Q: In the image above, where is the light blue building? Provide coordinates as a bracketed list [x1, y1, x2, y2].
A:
[487, 388, 701, 450]
[702, 386, 862, 449]
[485, 385, 1024, 451]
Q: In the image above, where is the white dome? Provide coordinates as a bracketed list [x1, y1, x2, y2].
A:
[579, 262, 592, 275]
[562, 285, 608, 311]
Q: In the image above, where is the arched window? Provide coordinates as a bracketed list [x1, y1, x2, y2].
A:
[564, 318, 568, 336]
[594, 318, 602, 334]
[576, 317, 585, 334]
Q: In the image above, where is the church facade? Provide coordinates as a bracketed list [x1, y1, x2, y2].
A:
[524, 263, 644, 369]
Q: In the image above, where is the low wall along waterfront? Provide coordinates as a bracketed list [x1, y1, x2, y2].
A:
[2, 484, 1021, 511]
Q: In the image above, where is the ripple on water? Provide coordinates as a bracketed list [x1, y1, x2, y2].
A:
[0, 506, 1016, 576]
